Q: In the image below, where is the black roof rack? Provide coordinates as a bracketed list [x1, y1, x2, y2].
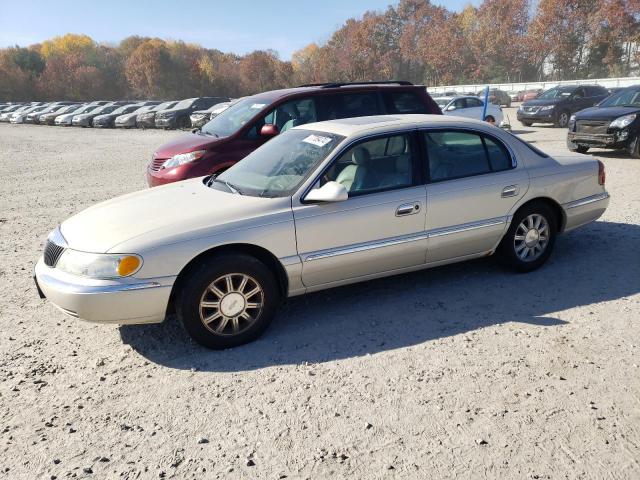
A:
[297, 80, 414, 88]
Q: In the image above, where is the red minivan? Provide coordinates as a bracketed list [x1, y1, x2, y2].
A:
[147, 81, 442, 186]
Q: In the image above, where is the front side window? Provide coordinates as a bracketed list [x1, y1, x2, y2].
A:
[321, 133, 417, 196]
[201, 96, 274, 138]
[212, 129, 343, 197]
[382, 91, 427, 114]
[423, 130, 513, 182]
[466, 98, 483, 108]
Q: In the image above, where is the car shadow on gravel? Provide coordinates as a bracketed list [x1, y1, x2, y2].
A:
[119, 220, 640, 371]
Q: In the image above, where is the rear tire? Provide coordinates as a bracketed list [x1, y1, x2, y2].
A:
[497, 202, 557, 273]
[176, 254, 279, 349]
[555, 110, 570, 128]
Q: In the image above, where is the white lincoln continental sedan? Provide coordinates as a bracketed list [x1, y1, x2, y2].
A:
[35, 115, 609, 349]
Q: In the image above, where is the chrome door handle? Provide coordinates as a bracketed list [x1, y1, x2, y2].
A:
[501, 185, 519, 198]
[396, 202, 421, 216]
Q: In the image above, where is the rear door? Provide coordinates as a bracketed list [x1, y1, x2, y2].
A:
[423, 129, 529, 263]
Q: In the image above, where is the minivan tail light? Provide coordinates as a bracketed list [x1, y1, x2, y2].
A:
[597, 160, 605, 186]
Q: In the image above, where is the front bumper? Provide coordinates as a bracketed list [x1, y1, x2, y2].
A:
[115, 119, 136, 128]
[35, 257, 175, 324]
[567, 131, 629, 148]
[517, 109, 555, 123]
[155, 117, 175, 129]
[72, 118, 91, 127]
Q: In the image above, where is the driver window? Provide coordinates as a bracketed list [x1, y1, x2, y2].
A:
[322, 133, 416, 197]
[574, 88, 585, 98]
[454, 98, 467, 109]
[245, 98, 318, 140]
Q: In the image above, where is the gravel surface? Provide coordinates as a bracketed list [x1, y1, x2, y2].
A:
[1, 111, 639, 479]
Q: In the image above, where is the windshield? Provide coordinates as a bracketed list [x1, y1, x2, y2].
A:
[173, 98, 195, 109]
[202, 97, 272, 137]
[112, 105, 135, 114]
[599, 88, 640, 107]
[539, 87, 574, 99]
[74, 105, 93, 114]
[154, 101, 176, 111]
[213, 129, 344, 197]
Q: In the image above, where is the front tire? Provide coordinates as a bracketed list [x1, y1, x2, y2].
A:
[629, 135, 640, 159]
[497, 202, 557, 272]
[521, 120, 532, 127]
[176, 254, 279, 349]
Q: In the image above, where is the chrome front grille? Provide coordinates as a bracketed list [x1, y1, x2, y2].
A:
[43, 240, 65, 267]
[576, 120, 609, 135]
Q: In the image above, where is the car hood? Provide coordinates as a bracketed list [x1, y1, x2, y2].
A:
[154, 132, 224, 157]
[157, 108, 187, 117]
[60, 177, 290, 253]
[574, 105, 640, 121]
[522, 98, 564, 107]
[116, 113, 137, 121]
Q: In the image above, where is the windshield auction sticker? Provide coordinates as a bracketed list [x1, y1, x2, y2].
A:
[302, 134, 333, 147]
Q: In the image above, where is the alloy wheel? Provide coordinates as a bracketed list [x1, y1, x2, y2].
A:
[199, 273, 264, 336]
[513, 214, 549, 262]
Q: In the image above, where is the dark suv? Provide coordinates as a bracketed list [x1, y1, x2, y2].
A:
[154, 97, 229, 129]
[147, 81, 441, 187]
[567, 84, 640, 157]
[517, 85, 609, 128]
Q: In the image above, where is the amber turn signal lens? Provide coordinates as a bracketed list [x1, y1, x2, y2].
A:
[117, 256, 141, 276]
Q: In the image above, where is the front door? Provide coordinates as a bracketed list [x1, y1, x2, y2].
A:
[422, 129, 530, 263]
[293, 131, 427, 287]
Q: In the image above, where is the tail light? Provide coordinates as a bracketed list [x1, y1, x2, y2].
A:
[597, 160, 606, 186]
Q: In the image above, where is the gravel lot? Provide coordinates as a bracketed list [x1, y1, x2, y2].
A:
[1, 110, 639, 479]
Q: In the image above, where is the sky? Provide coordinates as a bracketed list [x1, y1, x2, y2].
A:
[0, 0, 479, 59]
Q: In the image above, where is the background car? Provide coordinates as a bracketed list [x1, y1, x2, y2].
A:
[10, 103, 49, 124]
[135, 101, 178, 129]
[521, 89, 542, 101]
[0, 104, 31, 122]
[72, 104, 120, 127]
[114, 103, 162, 128]
[567, 84, 640, 157]
[29, 102, 77, 124]
[190, 101, 234, 128]
[55, 103, 105, 126]
[155, 97, 229, 129]
[517, 84, 609, 127]
[477, 88, 511, 107]
[93, 102, 158, 128]
[435, 95, 504, 125]
[36, 115, 609, 349]
[147, 81, 441, 187]
[39, 103, 83, 125]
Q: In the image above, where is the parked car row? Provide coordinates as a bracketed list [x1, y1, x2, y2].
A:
[0, 97, 231, 129]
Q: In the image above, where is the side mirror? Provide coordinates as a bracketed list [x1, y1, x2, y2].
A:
[304, 181, 348, 203]
[260, 124, 279, 137]
[446, 105, 456, 111]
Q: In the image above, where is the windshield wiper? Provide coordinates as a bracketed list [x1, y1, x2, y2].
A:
[208, 177, 243, 195]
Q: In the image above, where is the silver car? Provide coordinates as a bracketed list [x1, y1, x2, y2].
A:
[35, 115, 609, 349]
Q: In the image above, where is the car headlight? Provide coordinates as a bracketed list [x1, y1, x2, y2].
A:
[539, 105, 555, 111]
[56, 250, 142, 278]
[568, 114, 576, 130]
[162, 150, 206, 169]
[610, 114, 636, 129]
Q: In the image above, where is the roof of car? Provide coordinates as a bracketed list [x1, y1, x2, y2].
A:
[249, 82, 424, 102]
[294, 114, 487, 137]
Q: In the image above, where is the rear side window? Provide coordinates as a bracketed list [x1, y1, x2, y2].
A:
[423, 130, 513, 182]
[316, 93, 381, 121]
[382, 91, 428, 114]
